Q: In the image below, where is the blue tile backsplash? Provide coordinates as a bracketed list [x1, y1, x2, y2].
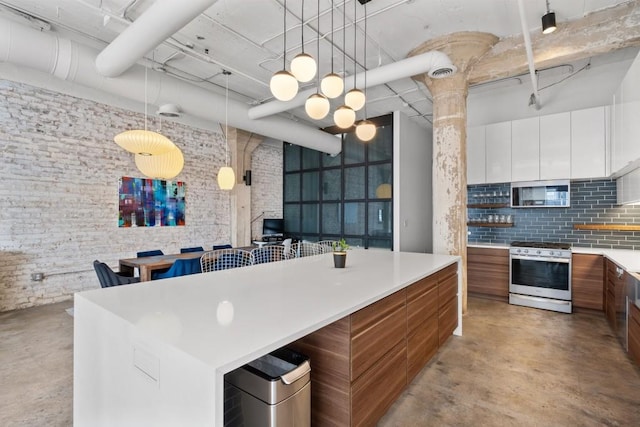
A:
[467, 179, 640, 249]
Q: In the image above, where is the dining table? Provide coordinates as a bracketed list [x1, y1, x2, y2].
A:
[119, 252, 206, 282]
[119, 246, 259, 282]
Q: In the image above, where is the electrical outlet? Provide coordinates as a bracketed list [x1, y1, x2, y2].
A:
[31, 272, 44, 281]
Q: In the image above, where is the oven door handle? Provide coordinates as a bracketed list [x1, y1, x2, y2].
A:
[510, 255, 570, 263]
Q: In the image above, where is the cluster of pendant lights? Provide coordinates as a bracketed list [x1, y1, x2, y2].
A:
[269, 0, 376, 142]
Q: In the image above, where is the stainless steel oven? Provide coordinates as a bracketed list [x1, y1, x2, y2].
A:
[509, 241, 572, 313]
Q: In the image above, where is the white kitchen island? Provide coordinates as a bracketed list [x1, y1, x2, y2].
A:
[74, 249, 461, 426]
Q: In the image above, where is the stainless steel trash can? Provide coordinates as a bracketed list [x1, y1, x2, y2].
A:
[224, 347, 311, 427]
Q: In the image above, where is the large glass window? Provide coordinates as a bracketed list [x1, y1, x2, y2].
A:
[283, 115, 393, 249]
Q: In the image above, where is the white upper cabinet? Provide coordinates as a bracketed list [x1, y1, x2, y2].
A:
[485, 121, 511, 183]
[540, 112, 571, 180]
[611, 50, 640, 175]
[571, 106, 608, 179]
[617, 167, 640, 205]
[467, 125, 486, 185]
[511, 117, 540, 182]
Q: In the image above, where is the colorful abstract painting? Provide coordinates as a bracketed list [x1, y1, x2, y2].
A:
[118, 177, 186, 227]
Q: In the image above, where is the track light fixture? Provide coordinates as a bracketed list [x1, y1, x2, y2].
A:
[541, 0, 556, 34]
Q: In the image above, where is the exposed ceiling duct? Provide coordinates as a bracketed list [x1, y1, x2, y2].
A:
[248, 50, 457, 120]
[95, 0, 219, 78]
[0, 16, 341, 155]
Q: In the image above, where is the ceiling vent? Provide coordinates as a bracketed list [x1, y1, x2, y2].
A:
[157, 104, 182, 117]
[428, 66, 457, 78]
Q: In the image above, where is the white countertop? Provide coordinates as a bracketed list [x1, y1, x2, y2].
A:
[77, 249, 459, 373]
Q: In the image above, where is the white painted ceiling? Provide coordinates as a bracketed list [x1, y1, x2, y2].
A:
[0, 0, 637, 130]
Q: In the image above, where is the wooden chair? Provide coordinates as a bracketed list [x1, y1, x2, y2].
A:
[291, 242, 323, 258]
[317, 240, 339, 254]
[250, 245, 295, 265]
[200, 249, 252, 272]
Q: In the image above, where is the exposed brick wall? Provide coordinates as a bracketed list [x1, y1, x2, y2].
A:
[468, 179, 640, 248]
[0, 80, 282, 311]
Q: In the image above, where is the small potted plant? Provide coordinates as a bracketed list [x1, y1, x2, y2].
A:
[332, 238, 350, 268]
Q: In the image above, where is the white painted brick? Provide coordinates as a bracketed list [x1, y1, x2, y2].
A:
[0, 80, 283, 311]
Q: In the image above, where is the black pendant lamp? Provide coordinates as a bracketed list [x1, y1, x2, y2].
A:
[541, 0, 556, 34]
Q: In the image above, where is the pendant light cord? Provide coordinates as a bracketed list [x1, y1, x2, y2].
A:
[316, 0, 321, 88]
[351, 0, 356, 89]
[144, 62, 148, 132]
[301, 0, 305, 53]
[363, 2, 368, 117]
[224, 70, 230, 166]
[330, 0, 334, 73]
[283, 0, 287, 68]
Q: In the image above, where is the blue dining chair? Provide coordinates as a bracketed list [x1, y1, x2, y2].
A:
[93, 260, 140, 288]
[137, 249, 164, 258]
[213, 244, 232, 250]
[180, 246, 204, 253]
[152, 258, 202, 280]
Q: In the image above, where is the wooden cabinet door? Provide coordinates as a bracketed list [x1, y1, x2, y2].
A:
[628, 304, 640, 366]
[407, 275, 439, 382]
[467, 247, 509, 298]
[351, 289, 406, 381]
[437, 265, 458, 346]
[351, 342, 407, 427]
[571, 254, 604, 310]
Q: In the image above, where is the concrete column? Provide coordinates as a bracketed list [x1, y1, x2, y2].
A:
[227, 128, 263, 247]
[409, 32, 498, 314]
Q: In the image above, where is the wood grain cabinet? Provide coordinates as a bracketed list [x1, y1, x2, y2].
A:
[289, 263, 459, 426]
[467, 247, 509, 299]
[604, 259, 626, 331]
[628, 303, 640, 366]
[571, 254, 604, 310]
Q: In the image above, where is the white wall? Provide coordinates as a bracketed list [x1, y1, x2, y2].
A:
[393, 111, 433, 253]
[0, 79, 282, 312]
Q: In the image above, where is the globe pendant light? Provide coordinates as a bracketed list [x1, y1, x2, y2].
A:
[334, 105, 356, 129]
[114, 63, 176, 156]
[306, 93, 330, 120]
[218, 71, 236, 191]
[344, 0, 365, 111]
[355, 2, 376, 142]
[270, 0, 299, 101]
[355, 119, 376, 141]
[290, 0, 317, 82]
[305, 0, 329, 120]
[320, 3, 343, 99]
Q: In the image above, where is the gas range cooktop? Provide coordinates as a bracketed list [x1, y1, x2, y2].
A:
[510, 241, 571, 250]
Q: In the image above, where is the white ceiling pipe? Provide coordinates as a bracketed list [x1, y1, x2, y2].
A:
[95, 0, 219, 78]
[517, 0, 541, 110]
[0, 17, 341, 155]
[249, 50, 456, 119]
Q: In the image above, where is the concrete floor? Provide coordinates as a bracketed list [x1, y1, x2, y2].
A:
[1, 297, 639, 426]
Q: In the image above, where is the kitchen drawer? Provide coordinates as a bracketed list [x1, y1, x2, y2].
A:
[351, 290, 406, 381]
[438, 296, 458, 346]
[438, 273, 458, 311]
[351, 341, 407, 427]
[407, 275, 438, 336]
[437, 263, 458, 283]
[407, 313, 438, 382]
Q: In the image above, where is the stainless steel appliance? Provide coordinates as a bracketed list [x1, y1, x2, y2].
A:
[509, 241, 572, 313]
[511, 179, 570, 208]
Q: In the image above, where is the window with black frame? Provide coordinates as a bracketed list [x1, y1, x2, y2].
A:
[283, 115, 393, 249]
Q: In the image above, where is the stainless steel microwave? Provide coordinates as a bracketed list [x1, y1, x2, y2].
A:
[511, 180, 570, 208]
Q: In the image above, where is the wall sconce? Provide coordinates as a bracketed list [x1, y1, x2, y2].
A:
[243, 170, 252, 186]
